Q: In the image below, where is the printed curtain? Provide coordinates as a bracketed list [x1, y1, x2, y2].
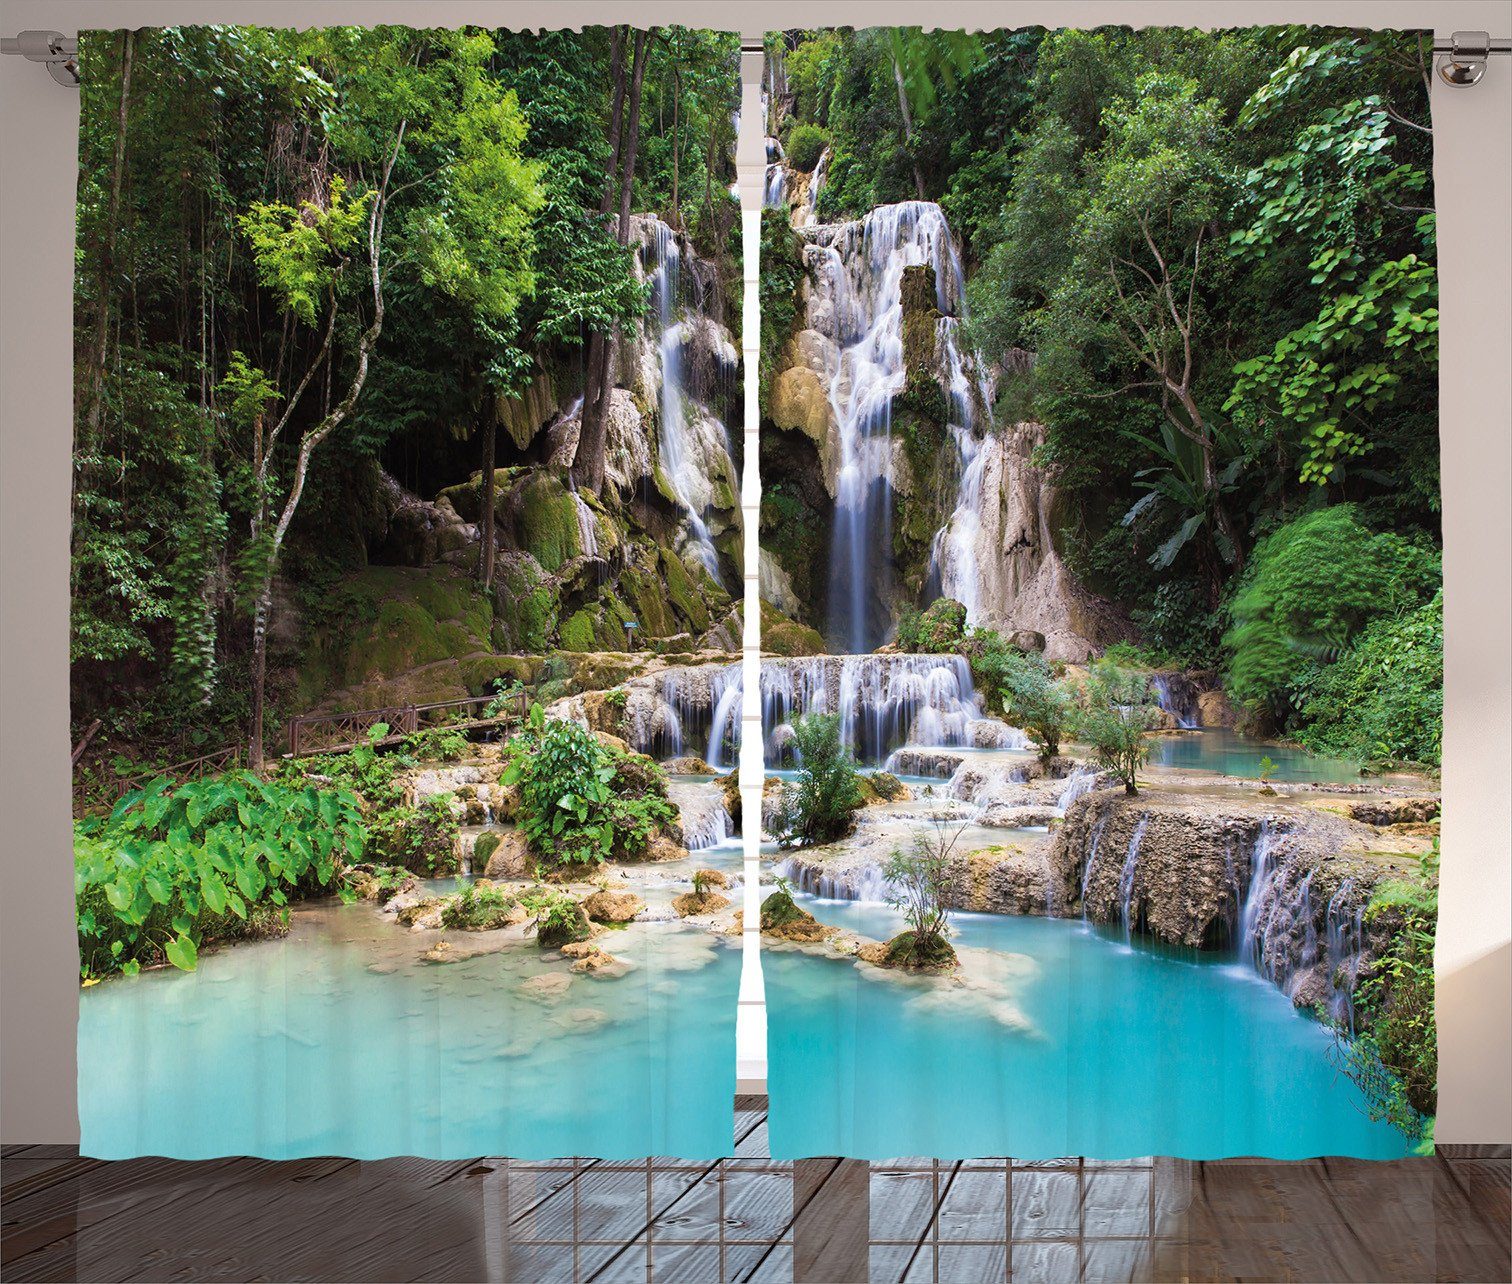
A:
[756, 26, 1442, 1161]
[72, 25, 746, 1160]
[71, 19, 1442, 1169]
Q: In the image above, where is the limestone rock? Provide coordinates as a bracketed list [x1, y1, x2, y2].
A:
[581, 889, 645, 924]
[770, 366, 832, 443]
[483, 830, 532, 879]
[671, 890, 731, 918]
[1197, 688, 1236, 729]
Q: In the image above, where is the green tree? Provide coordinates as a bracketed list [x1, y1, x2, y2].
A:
[998, 651, 1075, 763]
[771, 713, 864, 848]
[1076, 661, 1158, 794]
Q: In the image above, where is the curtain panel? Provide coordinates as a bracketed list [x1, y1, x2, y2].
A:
[71, 24, 745, 1160]
[755, 25, 1441, 1162]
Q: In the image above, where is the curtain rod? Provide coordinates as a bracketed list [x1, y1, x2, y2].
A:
[6, 29, 1511, 90]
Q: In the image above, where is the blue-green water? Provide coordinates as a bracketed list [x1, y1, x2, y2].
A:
[1145, 729, 1360, 783]
[79, 898, 740, 1160]
[765, 895, 1408, 1161]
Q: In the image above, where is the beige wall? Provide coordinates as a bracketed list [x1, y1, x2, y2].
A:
[3, 0, 1507, 1146]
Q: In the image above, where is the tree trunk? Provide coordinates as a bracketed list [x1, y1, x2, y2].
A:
[670, 50, 682, 228]
[249, 125, 404, 770]
[571, 30, 629, 495]
[75, 30, 133, 537]
[478, 412, 497, 590]
[574, 29, 653, 496]
[891, 51, 926, 200]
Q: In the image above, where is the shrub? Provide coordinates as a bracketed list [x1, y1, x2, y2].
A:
[368, 794, 460, 876]
[1298, 591, 1442, 766]
[880, 817, 963, 971]
[502, 705, 675, 867]
[997, 650, 1075, 762]
[403, 725, 469, 762]
[1076, 660, 1158, 794]
[1334, 843, 1438, 1145]
[1225, 506, 1439, 720]
[75, 772, 363, 979]
[771, 713, 865, 848]
[521, 887, 592, 949]
[785, 122, 829, 172]
[896, 597, 967, 653]
[440, 881, 519, 931]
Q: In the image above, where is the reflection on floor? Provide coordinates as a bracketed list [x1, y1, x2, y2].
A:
[3, 1098, 1508, 1282]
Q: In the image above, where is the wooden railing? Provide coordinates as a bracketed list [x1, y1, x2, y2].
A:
[74, 690, 531, 809]
[85, 745, 246, 806]
[284, 690, 529, 757]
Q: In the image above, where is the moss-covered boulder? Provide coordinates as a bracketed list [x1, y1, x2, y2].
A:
[759, 889, 832, 942]
[878, 929, 957, 974]
[761, 600, 825, 656]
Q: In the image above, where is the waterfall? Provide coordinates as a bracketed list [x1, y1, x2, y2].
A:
[1151, 674, 1198, 729]
[777, 855, 895, 904]
[1055, 764, 1097, 813]
[1080, 814, 1111, 911]
[643, 218, 724, 582]
[642, 662, 743, 764]
[926, 316, 998, 622]
[764, 136, 787, 207]
[759, 653, 985, 765]
[794, 147, 830, 229]
[1325, 879, 1367, 1030]
[807, 201, 966, 651]
[1117, 817, 1150, 940]
[566, 475, 600, 560]
[1238, 822, 1279, 969]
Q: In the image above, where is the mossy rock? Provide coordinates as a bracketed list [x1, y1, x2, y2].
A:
[298, 564, 493, 706]
[473, 831, 502, 868]
[880, 929, 957, 973]
[759, 889, 831, 941]
[492, 553, 555, 653]
[559, 609, 599, 653]
[660, 549, 712, 634]
[512, 472, 581, 574]
[760, 600, 825, 656]
[537, 903, 594, 950]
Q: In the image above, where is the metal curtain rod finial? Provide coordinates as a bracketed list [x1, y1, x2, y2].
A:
[1, 30, 78, 86]
[1434, 31, 1511, 86]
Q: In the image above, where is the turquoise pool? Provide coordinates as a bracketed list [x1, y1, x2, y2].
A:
[1144, 729, 1361, 783]
[78, 896, 740, 1160]
[765, 893, 1409, 1161]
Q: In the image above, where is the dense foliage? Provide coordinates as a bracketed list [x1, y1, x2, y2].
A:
[71, 26, 739, 765]
[75, 773, 363, 978]
[502, 705, 676, 867]
[769, 26, 1441, 762]
[771, 713, 865, 848]
[1224, 505, 1440, 757]
[1336, 843, 1438, 1145]
[997, 651, 1075, 763]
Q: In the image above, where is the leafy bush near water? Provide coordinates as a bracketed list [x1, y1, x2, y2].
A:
[1075, 661, 1159, 794]
[771, 713, 865, 848]
[1334, 843, 1438, 1146]
[996, 650, 1075, 763]
[75, 772, 364, 979]
[784, 122, 830, 172]
[502, 705, 675, 867]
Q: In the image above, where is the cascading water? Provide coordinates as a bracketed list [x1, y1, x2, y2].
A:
[1080, 815, 1111, 911]
[644, 218, 725, 582]
[1117, 817, 1150, 940]
[1325, 879, 1366, 1030]
[793, 147, 829, 229]
[807, 201, 967, 651]
[764, 136, 787, 207]
[566, 474, 600, 560]
[775, 855, 894, 903]
[1151, 674, 1198, 729]
[1238, 821, 1279, 969]
[926, 315, 997, 622]
[1055, 764, 1097, 813]
[759, 653, 988, 765]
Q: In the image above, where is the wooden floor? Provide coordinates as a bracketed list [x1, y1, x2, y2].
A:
[3, 1101, 1507, 1282]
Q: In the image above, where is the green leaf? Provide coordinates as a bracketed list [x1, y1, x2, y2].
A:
[164, 934, 198, 972]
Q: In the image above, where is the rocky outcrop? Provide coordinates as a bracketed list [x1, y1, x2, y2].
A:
[1052, 787, 1433, 1018]
[580, 889, 645, 924]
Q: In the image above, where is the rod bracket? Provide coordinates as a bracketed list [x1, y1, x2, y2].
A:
[1, 31, 79, 86]
[1435, 31, 1512, 87]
